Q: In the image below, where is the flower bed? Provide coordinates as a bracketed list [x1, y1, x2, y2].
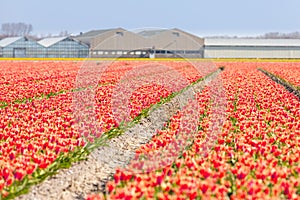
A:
[87, 62, 300, 199]
[0, 60, 215, 199]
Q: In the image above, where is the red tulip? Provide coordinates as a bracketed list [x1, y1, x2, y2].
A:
[2, 167, 10, 181]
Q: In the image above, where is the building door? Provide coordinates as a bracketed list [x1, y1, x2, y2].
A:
[13, 48, 26, 58]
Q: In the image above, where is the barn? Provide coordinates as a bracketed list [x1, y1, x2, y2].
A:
[90, 29, 147, 58]
[76, 28, 148, 58]
[204, 38, 300, 58]
[0, 36, 44, 58]
[76, 28, 205, 58]
[38, 37, 89, 58]
[137, 28, 204, 58]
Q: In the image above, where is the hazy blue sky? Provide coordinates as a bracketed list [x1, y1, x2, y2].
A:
[1, 0, 300, 37]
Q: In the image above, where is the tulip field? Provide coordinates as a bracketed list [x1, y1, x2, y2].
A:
[0, 60, 300, 199]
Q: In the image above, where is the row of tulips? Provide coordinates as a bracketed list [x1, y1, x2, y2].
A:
[0, 60, 209, 104]
[258, 62, 300, 88]
[87, 62, 300, 199]
[0, 61, 80, 103]
[0, 60, 216, 198]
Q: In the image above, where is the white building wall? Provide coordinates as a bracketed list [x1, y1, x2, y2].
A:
[204, 38, 300, 58]
[204, 46, 300, 58]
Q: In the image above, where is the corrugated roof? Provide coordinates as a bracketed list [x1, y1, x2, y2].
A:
[38, 37, 68, 47]
[137, 29, 168, 38]
[171, 28, 204, 45]
[0, 37, 22, 47]
[77, 29, 116, 38]
[76, 28, 125, 46]
[205, 38, 300, 47]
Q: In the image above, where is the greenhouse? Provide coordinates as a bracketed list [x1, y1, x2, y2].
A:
[0, 36, 45, 58]
[38, 37, 89, 58]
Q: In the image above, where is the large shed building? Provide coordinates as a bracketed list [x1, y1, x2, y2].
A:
[90, 29, 147, 58]
[137, 28, 204, 58]
[204, 38, 300, 58]
[76, 28, 205, 58]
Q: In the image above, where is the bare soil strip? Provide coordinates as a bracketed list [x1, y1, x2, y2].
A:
[17, 71, 221, 200]
[258, 68, 300, 101]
